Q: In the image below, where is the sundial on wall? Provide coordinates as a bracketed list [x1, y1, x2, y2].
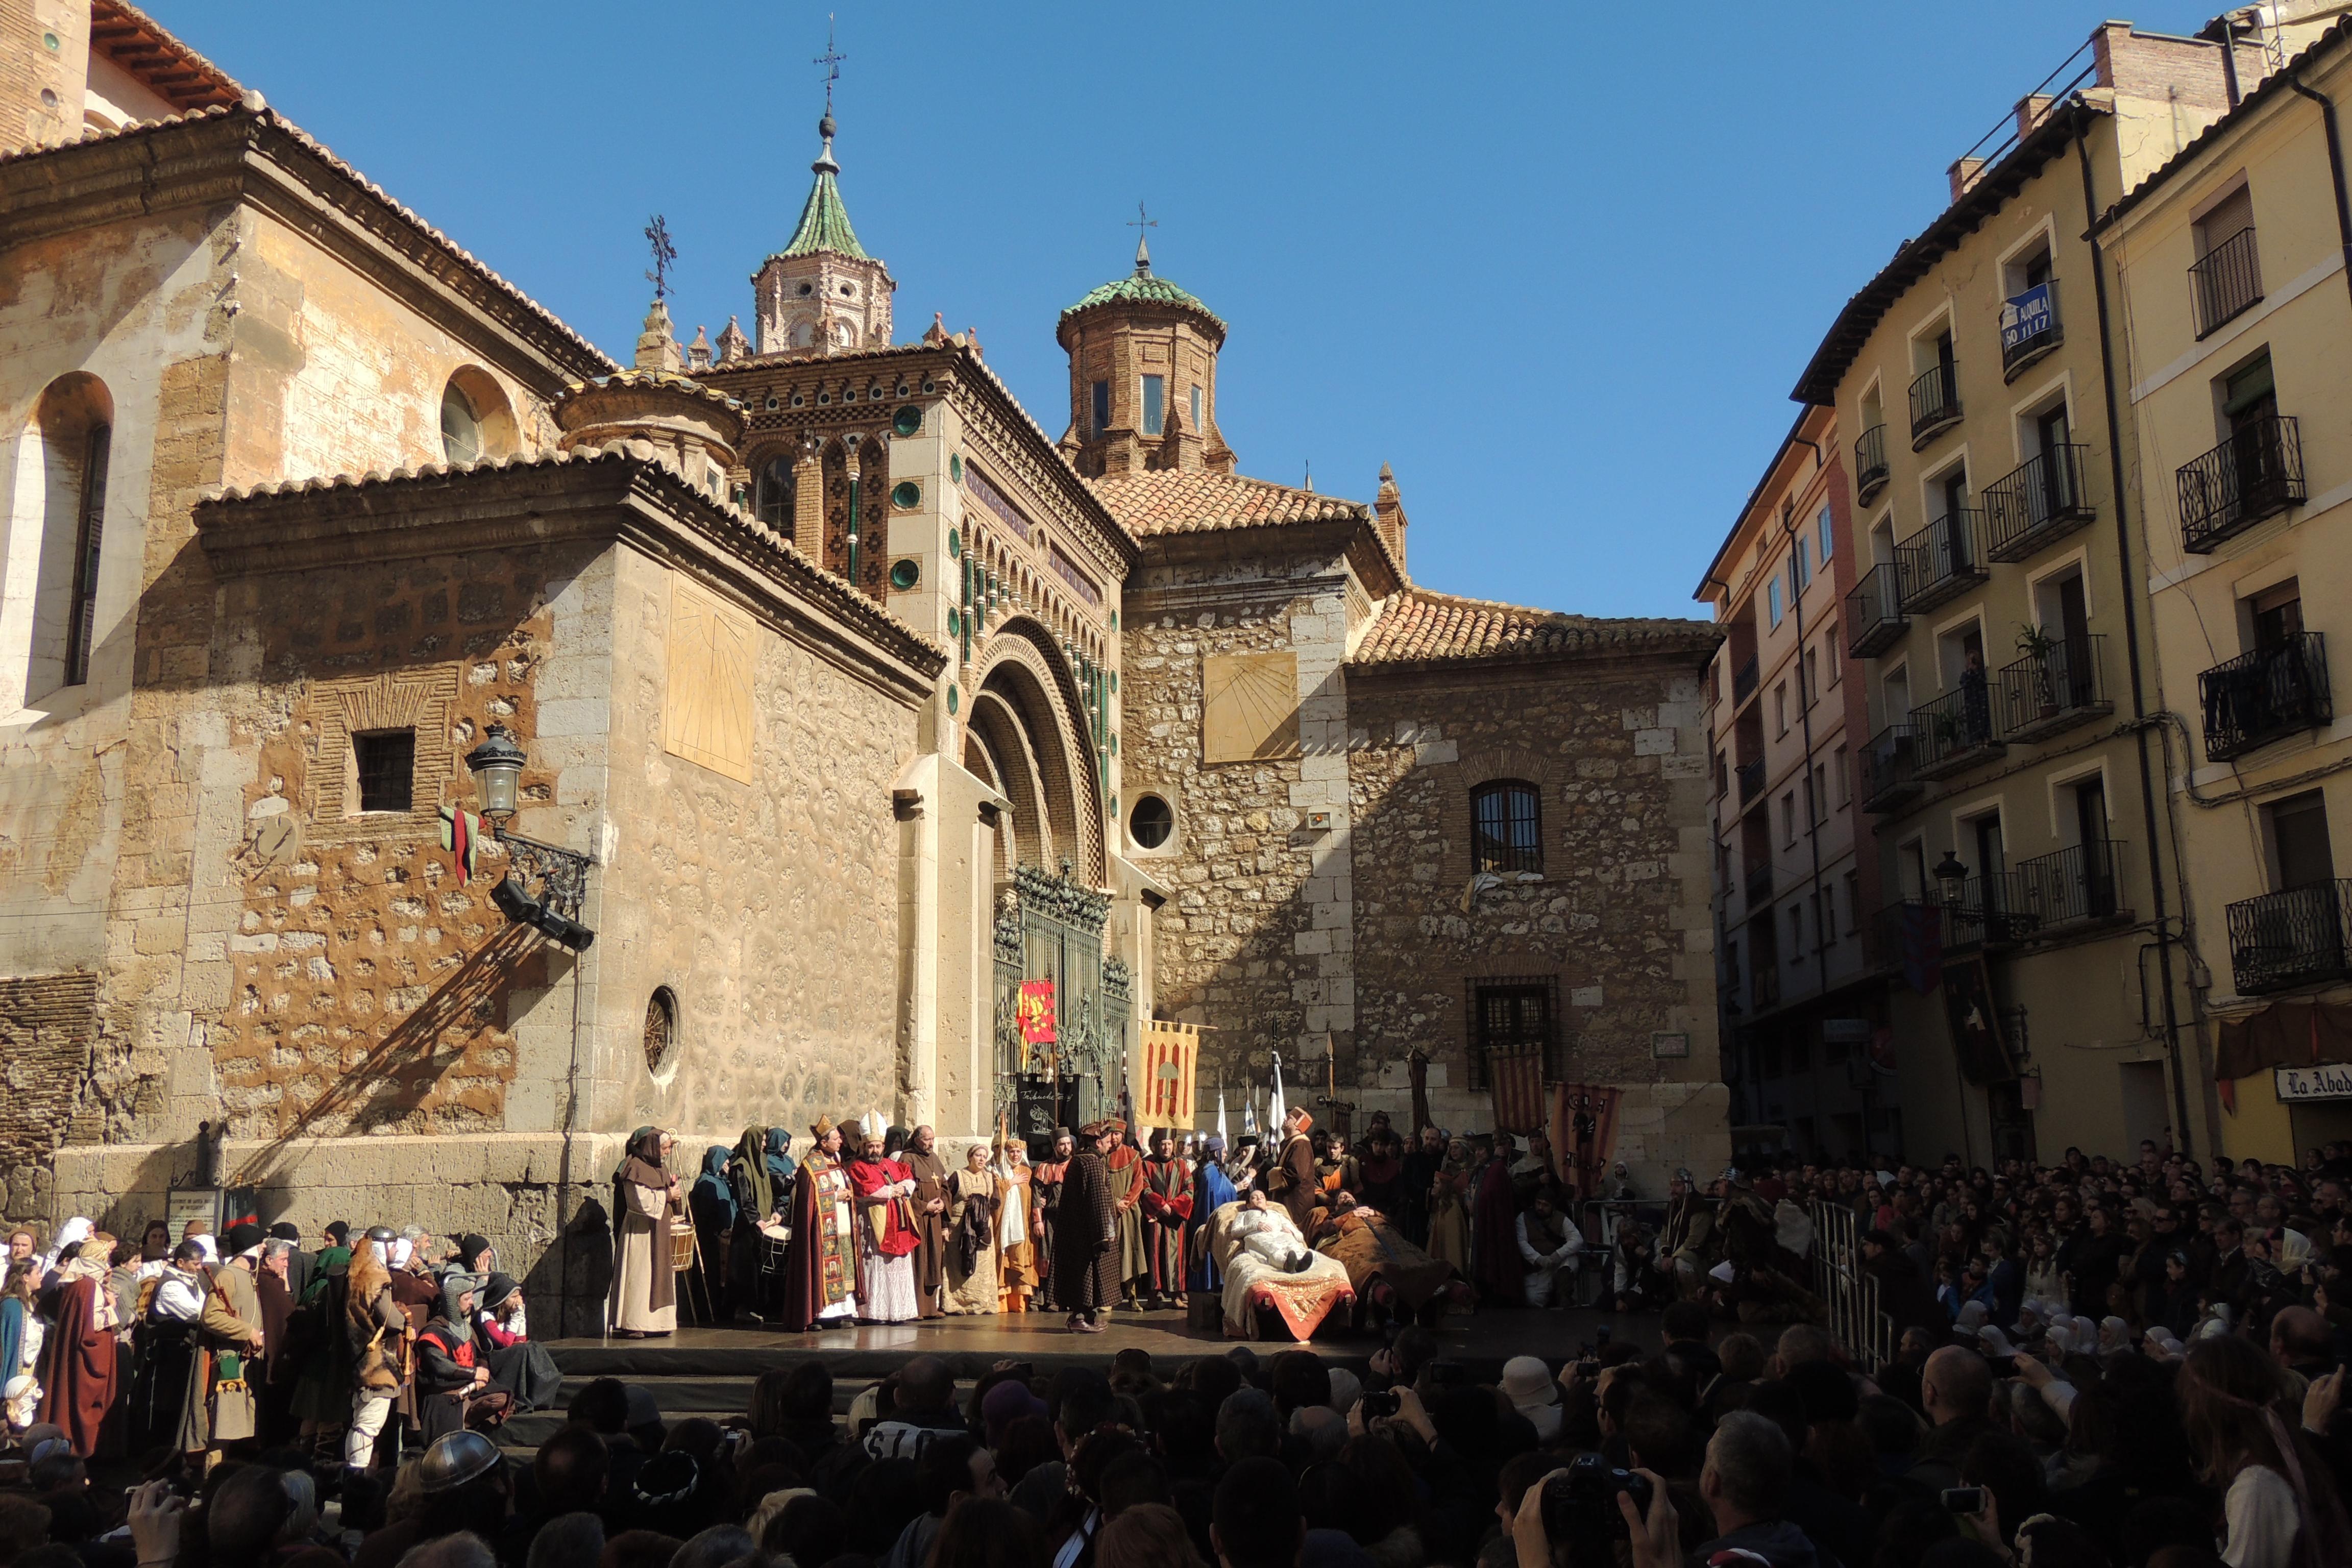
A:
[1201, 651, 1299, 764]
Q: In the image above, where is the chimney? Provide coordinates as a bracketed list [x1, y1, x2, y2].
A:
[1947, 157, 1988, 203]
[1373, 463, 1408, 577]
[2015, 93, 2055, 140]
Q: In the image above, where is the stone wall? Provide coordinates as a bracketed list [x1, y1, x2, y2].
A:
[0, 968, 96, 1224]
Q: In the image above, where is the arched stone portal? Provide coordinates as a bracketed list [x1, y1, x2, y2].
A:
[964, 618, 1104, 885]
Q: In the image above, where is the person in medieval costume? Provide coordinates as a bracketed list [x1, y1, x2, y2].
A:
[340, 1231, 405, 1474]
[903, 1125, 951, 1321]
[1103, 1119, 1148, 1308]
[36, 1244, 116, 1457]
[1471, 1131, 1524, 1307]
[179, 1221, 267, 1461]
[993, 1135, 1037, 1313]
[846, 1122, 921, 1324]
[1188, 1136, 1237, 1296]
[782, 1117, 857, 1331]
[691, 1145, 738, 1322]
[1265, 1107, 1321, 1236]
[1427, 1137, 1473, 1278]
[608, 1127, 680, 1339]
[1658, 1167, 1717, 1298]
[726, 1126, 793, 1321]
[1055, 1122, 1121, 1333]
[944, 1142, 1001, 1315]
[1031, 1129, 1073, 1312]
[1139, 1129, 1194, 1310]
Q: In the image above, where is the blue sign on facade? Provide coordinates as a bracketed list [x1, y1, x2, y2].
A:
[2000, 283, 2054, 354]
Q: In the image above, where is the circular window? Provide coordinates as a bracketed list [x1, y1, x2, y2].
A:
[947, 529, 961, 559]
[950, 453, 964, 483]
[791, 393, 804, 408]
[644, 987, 678, 1073]
[42, 31, 59, 50]
[817, 391, 830, 405]
[868, 386, 884, 401]
[921, 379, 936, 394]
[840, 283, 853, 296]
[798, 282, 812, 296]
[1110, 610, 1120, 631]
[764, 395, 778, 411]
[891, 480, 920, 509]
[1129, 795, 1174, 851]
[947, 684, 960, 716]
[893, 406, 923, 436]
[889, 558, 920, 591]
[895, 383, 910, 398]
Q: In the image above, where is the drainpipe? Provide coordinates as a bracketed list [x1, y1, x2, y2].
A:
[2284, 74, 2352, 312]
[2075, 114, 2196, 1156]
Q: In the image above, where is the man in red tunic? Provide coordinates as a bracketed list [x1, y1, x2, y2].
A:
[1102, 1119, 1147, 1309]
[1138, 1129, 1194, 1311]
[845, 1124, 921, 1324]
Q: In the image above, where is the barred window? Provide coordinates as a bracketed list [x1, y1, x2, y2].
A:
[1473, 780, 1542, 873]
[1467, 976, 1562, 1087]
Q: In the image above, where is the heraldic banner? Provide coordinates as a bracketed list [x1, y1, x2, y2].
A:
[1138, 1021, 1199, 1130]
[1549, 1083, 1622, 1193]
[1488, 1043, 1546, 1136]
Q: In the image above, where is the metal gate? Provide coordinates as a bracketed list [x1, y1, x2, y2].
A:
[992, 861, 1129, 1144]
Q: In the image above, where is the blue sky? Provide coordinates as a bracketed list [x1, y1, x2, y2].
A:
[151, 2, 2224, 619]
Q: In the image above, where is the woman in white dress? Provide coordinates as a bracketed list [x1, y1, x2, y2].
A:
[608, 1127, 681, 1339]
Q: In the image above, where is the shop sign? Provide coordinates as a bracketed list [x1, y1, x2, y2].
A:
[2274, 1063, 2352, 1101]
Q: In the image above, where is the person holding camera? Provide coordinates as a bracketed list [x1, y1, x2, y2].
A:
[1511, 1412, 1826, 1568]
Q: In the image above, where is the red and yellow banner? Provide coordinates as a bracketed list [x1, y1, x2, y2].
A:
[1138, 1020, 1198, 1130]
[1017, 981, 1057, 1045]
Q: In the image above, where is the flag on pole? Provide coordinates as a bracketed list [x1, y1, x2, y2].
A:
[1216, 1082, 1229, 1144]
[1270, 1051, 1285, 1132]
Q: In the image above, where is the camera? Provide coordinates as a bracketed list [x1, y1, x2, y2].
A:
[1940, 1487, 1986, 1515]
[1359, 1389, 1400, 1420]
[1541, 1454, 1655, 1555]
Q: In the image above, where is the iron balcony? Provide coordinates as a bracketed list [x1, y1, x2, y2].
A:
[1895, 509, 1989, 614]
[1736, 758, 1765, 806]
[1908, 361, 1962, 448]
[1996, 634, 2110, 743]
[1859, 725, 1922, 814]
[1910, 684, 2003, 780]
[1846, 564, 1907, 658]
[2199, 631, 2330, 762]
[1943, 871, 2037, 951]
[1733, 655, 1760, 706]
[2178, 414, 2304, 553]
[2014, 839, 2128, 930]
[2191, 226, 2263, 338]
[1983, 445, 2094, 562]
[1745, 855, 1774, 910]
[1854, 423, 1890, 506]
[2225, 879, 2352, 995]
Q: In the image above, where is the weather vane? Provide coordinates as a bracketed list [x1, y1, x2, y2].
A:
[643, 213, 677, 301]
[815, 14, 847, 113]
[1126, 200, 1157, 272]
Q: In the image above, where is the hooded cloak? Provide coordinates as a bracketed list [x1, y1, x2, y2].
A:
[35, 1273, 113, 1456]
[693, 1146, 738, 1229]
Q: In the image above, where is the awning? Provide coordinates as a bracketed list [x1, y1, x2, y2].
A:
[2212, 999, 2352, 1080]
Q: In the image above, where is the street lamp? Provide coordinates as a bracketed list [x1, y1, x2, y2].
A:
[464, 724, 527, 822]
[1932, 850, 1969, 908]
[461, 723, 596, 951]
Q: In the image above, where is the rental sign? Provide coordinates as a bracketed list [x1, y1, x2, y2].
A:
[2000, 284, 2054, 355]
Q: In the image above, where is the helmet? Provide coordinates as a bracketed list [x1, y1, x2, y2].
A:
[416, 1429, 500, 1493]
[365, 1225, 396, 1246]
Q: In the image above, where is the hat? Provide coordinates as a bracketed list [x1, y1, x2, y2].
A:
[457, 1233, 491, 1262]
[981, 1378, 1046, 1446]
[223, 1221, 265, 1257]
[811, 1115, 835, 1138]
[1052, 1126, 1075, 1142]
[481, 1272, 520, 1313]
[624, 1383, 662, 1430]
[1079, 1120, 1109, 1138]
[1500, 1356, 1556, 1409]
[417, 1430, 501, 1493]
[267, 1221, 301, 1242]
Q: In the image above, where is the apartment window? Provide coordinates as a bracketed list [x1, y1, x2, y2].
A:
[1804, 648, 1820, 707]
[1472, 780, 1542, 874]
[1768, 578, 1783, 628]
[1817, 504, 1833, 567]
[1782, 790, 1798, 847]
[1788, 904, 1804, 954]
[1189, 384, 1203, 428]
[1715, 750, 1728, 800]
[1811, 891, 1828, 949]
[2193, 184, 2261, 336]
[2222, 351, 2277, 437]
[1775, 683, 1791, 737]
[1091, 380, 1110, 434]
[2266, 790, 2334, 891]
[1845, 870, 1863, 932]
[1792, 545, 1810, 595]
[1811, 764, 1828, 823]
[1826, 634, 1841, 687]
[1833, 746, 1850, 804]
[1141, 374, 1166, 437]
[353, 729, 416, 814]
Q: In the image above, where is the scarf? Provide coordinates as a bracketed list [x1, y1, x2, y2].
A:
[694, 1145, 738, 1228]
[732, 1127, 773, 1221]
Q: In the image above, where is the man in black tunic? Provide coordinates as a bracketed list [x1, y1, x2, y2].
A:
[1055, 1122, 1121, 1333]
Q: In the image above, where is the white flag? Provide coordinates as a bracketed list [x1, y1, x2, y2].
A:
[1216, 1082, 1229, 1144]
[1270, 1051, 1285, 1136]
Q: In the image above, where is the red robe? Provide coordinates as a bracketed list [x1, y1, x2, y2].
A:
[1471, 1157, 1524, 1305]
[782, 1151, 855, 1331]
[37, 1277, 116, 1457]
[847, 1156, 920, 1257]
[1139, 1156, 1195, 1295]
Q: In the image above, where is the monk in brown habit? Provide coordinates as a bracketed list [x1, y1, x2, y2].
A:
[904, 1124, 950, 1320]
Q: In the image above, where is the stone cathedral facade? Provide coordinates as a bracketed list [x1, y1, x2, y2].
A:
[0, 4, 1727, 1322]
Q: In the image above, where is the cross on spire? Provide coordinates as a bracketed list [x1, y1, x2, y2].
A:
[1127, 200, 1158, 274]
[643, 213, 676, 301]
[814, 14, 847, 115]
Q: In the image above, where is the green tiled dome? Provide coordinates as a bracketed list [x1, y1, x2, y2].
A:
[1062, 267, 1224, 328]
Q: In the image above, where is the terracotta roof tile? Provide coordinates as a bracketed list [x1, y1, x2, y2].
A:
[1352, 587, 1719, 670]
[1087, 470, 1365, 535]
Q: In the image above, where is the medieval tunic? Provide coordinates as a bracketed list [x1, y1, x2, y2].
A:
[37, 1266, 116, 1457]
[848, 1155, 921, 1322]
[783, 1149, 858, 1330]
[1470, 1154, 1523, 1306]
[177, 1262, 264, 1453]
[1053, 1148, 1121, 1313]
[1140, 1155, 1194, 1298]
[994, 1152, 1037, 1312]
[944, 1165, 1000, 1315]
[1267, 1131, 1320, 1235]
[1030, 1156, 1068, 1310]
[1105, 1141, 1148, 1296]
[1188, 1158, 1238, 1293]
[608, 1133, 679, 1334]
[1427, 1155, 1473, 1277]
[904, 1146, 951, 1319]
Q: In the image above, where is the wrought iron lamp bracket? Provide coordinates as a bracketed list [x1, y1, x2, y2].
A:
[495, 828, 592, 918]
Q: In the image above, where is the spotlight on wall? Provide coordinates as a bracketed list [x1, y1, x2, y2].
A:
[489, 873, 596, 952]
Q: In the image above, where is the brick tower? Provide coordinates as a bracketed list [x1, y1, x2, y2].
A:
[1056, 234, 1233, 478]
[752, 107, 894, 355]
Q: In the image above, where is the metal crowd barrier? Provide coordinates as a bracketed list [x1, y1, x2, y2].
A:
[1807, 1200, 1895, 1370]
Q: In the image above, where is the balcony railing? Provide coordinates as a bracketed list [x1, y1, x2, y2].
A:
[1846, 564, 1908, 658]
[1908, 361, 1962, 447]
[1733, 655, 1760, 705]
[1860, 725, 1923, 813]
[2016, 839, 2126, 928]
[2226, 879, 2352, 995]
[1895, 509, 1988, 614]
[2200, 631, 2331, 761]
[1996, 634, 2110, 742]
[1984, 444, 2094, 561]
[1945, 871, 2038, 950]
[1736, 758, 1765, 805]
[2178, 414, 2304, 553]
[1854, 423, 1890, 505]
[1745, 855, 1775, 908]
[1910, 683, 2002, 779]
[2191, 226, 2263, 338]
[2000, 278, 2062, 379]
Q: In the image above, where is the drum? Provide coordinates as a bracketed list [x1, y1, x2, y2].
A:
[669, 1228, 699, 1274]
[759, 1230, 793, 1273]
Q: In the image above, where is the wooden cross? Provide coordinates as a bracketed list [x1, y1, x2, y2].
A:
[643, 214, 676, 301]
